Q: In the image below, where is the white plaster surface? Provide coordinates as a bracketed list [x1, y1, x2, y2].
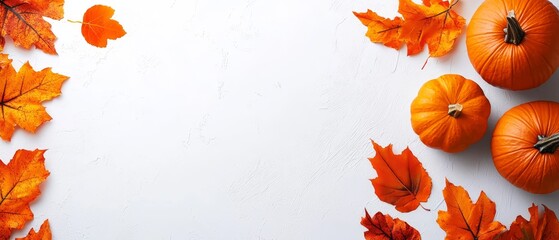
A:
[2, 0, 559, 239]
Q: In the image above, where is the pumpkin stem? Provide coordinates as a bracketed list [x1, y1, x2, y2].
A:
[504, 10, 525, 45]
[534, 133, 559, 154]
[448, 103, 463, 118]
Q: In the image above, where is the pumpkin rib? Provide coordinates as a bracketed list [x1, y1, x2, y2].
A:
[491, 134, 534, 147]
[527, 102, 546, 133]
[522, 47, 541, 91]
[523, 21, 558, 33]
[452, 116, 485, 146]
[447, 125, 470, 152]
[504, 109, 540, 136]
[456, 80, 482, 103]
[541, 153, 559, 179]
[536, 154, 559, 193]
[418, 114, 453, 145]
[520, 2, 557, 31]
[513, 151, 542, 190]
[521, 36, 557, 73]
[432, 75, 455, 104]
[498, 151, 530, 189]
[546, 103, 559, 134]
[459, 95, 490, 109]
[411, 112, 446, 133]
[475, 43, 507, 83]
[491, 142, 531, 160]
[499, 0, 509, 18]
[508, 47, 516, 89]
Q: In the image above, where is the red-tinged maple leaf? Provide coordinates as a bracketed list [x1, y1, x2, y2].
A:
[354, 0, 465, 57]
[0, 149, 49, 239]
[0, 54, 69, 141]
[0, 0, 64, 54]
[437, 179, 505, 240]
[15, 219, 51, 240]
[368, 141, 432, 212]
[361, 209, 421, 240]
[79, 5, 126, 48]
[496, 204, 559, 240]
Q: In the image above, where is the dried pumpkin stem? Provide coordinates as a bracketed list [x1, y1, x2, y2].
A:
[534, 133, 559, 154]
[504, 10, 525, 45]
[448, 103, 463, 118]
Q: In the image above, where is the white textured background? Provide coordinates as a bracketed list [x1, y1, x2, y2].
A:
[2, 0, 559, 239]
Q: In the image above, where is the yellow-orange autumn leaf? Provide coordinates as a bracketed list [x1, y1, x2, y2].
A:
[361, 209, 421, 240]
[369, 141, 432, 213]
[437, 179, 505, 240]
[81, 5, 126, 48]
[16, 219, 51, 240]
[0, 54, 68, 141]
[0, 150, 49, 239]
[354, 10, 404, 50]
[0, 0, 64, 54]
[354, 0, 465, 57]
[496, 204, 559, 240]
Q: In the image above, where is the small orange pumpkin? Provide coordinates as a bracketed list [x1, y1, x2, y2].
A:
[466, 0, 559, 90]
[492, 101, 559, 194]
[410, 74, 491, 153]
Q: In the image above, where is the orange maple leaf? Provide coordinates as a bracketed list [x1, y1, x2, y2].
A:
[361, 209, 421, 240]
[15, 219, 51, 240]
[80, 5, 126, 48]
[437, 179, 505, 240]
[353, 10, 404, 50]
[0, 149, 49, 239]
[0, 0, 64, 54]
[354, 0, 465, 57]
[368, 141, 432, 212]
[0, 54, 68, 141]
[496, 204, 559, 240]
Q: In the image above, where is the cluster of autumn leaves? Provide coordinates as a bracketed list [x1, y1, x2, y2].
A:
[364, 142, 559, 239]
[354, 0, 559, 239]
[0, 1, 125, 239]
[354, 0, 465, 58]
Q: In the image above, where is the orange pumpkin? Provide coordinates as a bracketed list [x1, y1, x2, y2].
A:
[410, 74, 491, 153]
[492, 101, 559, 194]
[466, 0, 559, 90]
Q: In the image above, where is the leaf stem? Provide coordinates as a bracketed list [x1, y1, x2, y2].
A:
[419, 203, 431, 211]
[67, 19, 82, 24]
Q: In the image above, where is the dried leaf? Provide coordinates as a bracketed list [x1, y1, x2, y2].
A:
[0, 150, 49, 239]
[497, 204, 559, 240]
[81, 5, 126, 48]
[354, 0, 465, 57]
[0, 0, 64, 54]
[353, 10, 404, 50]
[15, 219, 51, 240]
[369, 141, 432, 212]
[361, 209, 421, 240]
[0, 54, 69, 141]
[437, 179, 505, 240]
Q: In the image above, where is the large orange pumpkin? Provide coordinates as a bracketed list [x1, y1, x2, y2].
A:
[492, 101, 559, 194]
[466, 0, 559, 90]
[411, 74, 491, 153]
